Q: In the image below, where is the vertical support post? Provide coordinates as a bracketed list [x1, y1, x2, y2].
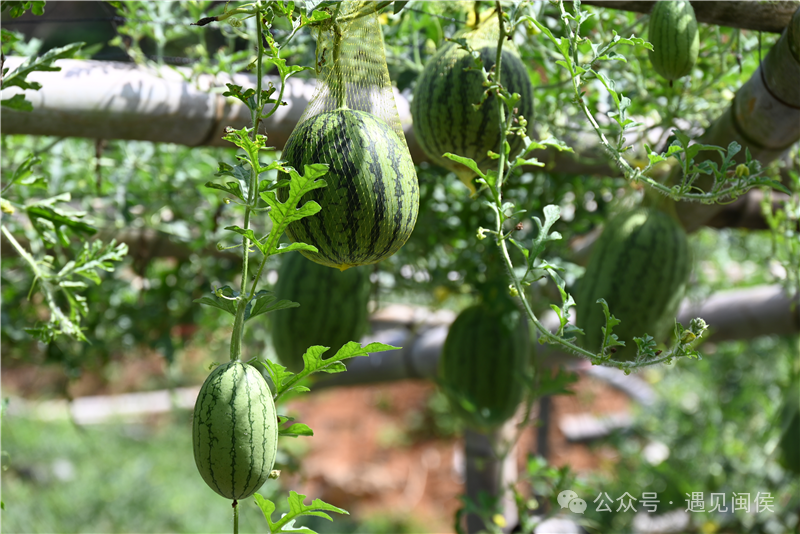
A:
[464, 421, 521, 533]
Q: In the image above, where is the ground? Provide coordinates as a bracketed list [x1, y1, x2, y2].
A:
[2, 345, 634, 533]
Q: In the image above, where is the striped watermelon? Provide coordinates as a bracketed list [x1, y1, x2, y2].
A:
[278, 109, 419, 271]
[576, 208, 691, 361]
[411, 41, 534, 181]
[438, 298, 530, 429]
[272, 252, 370, 372]
[192, 361, 278, 500]
[648, 0, 699, 82]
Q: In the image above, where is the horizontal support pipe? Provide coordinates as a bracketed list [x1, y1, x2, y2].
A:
[579, 1, 799, 33]
[313, 285, 800, 390]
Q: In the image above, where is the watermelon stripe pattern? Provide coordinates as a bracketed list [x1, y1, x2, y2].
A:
[272, 252, 370, 372]
[576, 209, 691, 361]
[278, 109, 419, 271]
[648, 0, 699, 81]
[412, 43, 534, 175]
[439, 301, 529, 429]
[193, 362, 278, 500]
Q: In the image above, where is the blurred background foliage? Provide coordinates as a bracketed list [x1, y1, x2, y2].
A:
[1, 1, 799, 533]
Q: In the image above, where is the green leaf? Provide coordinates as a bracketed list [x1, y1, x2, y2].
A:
[527, 205, 563, 268]
[305, 0, 336, 16]
[442, 153, 486, 179]
[393, 1, 409, 14]
[255, 491, 348, 534]
[62, 239, 128, 285]
[26, 204, 97, 239]
[273, 242, 318, 255]
[280, 423, 314, 438]
[258, 164, 328, 256]
[596, 298, 625, 359]
[2, 42, 84, 93]
[287, 491, 348, 523]
[224, 225, 267, 254]
[1, 93, 33, 111]
[261, 164, 327, 228]
[2, 1, 46, 18]
[209, 161, 251, 200]
[2, 152, 40, 192]
[194, 286, 238, 316]
[265, 56, 313, 85]
[260, 359, 305, 398]
[268, 342, 400, 402]
[245, 290, 298, 322]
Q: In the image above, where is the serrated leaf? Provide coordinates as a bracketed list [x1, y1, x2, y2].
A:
[254, 490, 348, 534]
[26, 205, 96, 236]
[1, 93, 33, 111]
[261, 164, 327, 228]
[205, 181, 245, 201]
[270, 342, 400, 401]
[2, 42, 84, 92]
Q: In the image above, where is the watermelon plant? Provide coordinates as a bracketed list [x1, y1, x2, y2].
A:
[188, 3, 402, 533]
[272, 251, 371, 372]
[648, 0, 700, 84]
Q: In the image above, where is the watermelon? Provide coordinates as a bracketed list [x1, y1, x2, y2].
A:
[278, 109, 419, 271]
[411, 40, 534, 183]
[576, 208, 691, 361]
[272, 252, 371, 372]
[192, 361, 278, 500]
[438, 298, 530, 429]
[648, 0, 699, 82]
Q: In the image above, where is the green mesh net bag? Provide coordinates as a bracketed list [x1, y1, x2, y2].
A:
[277, 1, 419, 271]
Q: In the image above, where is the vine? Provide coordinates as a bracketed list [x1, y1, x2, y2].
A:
[191, 3, 399, 533]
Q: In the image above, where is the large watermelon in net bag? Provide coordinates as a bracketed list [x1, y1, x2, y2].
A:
[278, 1, 419, 271]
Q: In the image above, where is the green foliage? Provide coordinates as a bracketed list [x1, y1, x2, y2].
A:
[262, 341, 399, 404]
[254, 491, 348, 534]
[1, 42, 84, 111]
[0, 4, 115, 345]
[578, 336, 800, 533]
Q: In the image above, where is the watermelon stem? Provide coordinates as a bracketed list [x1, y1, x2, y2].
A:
[232, 499, 239, 534]
[492, 2, 508, 192]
